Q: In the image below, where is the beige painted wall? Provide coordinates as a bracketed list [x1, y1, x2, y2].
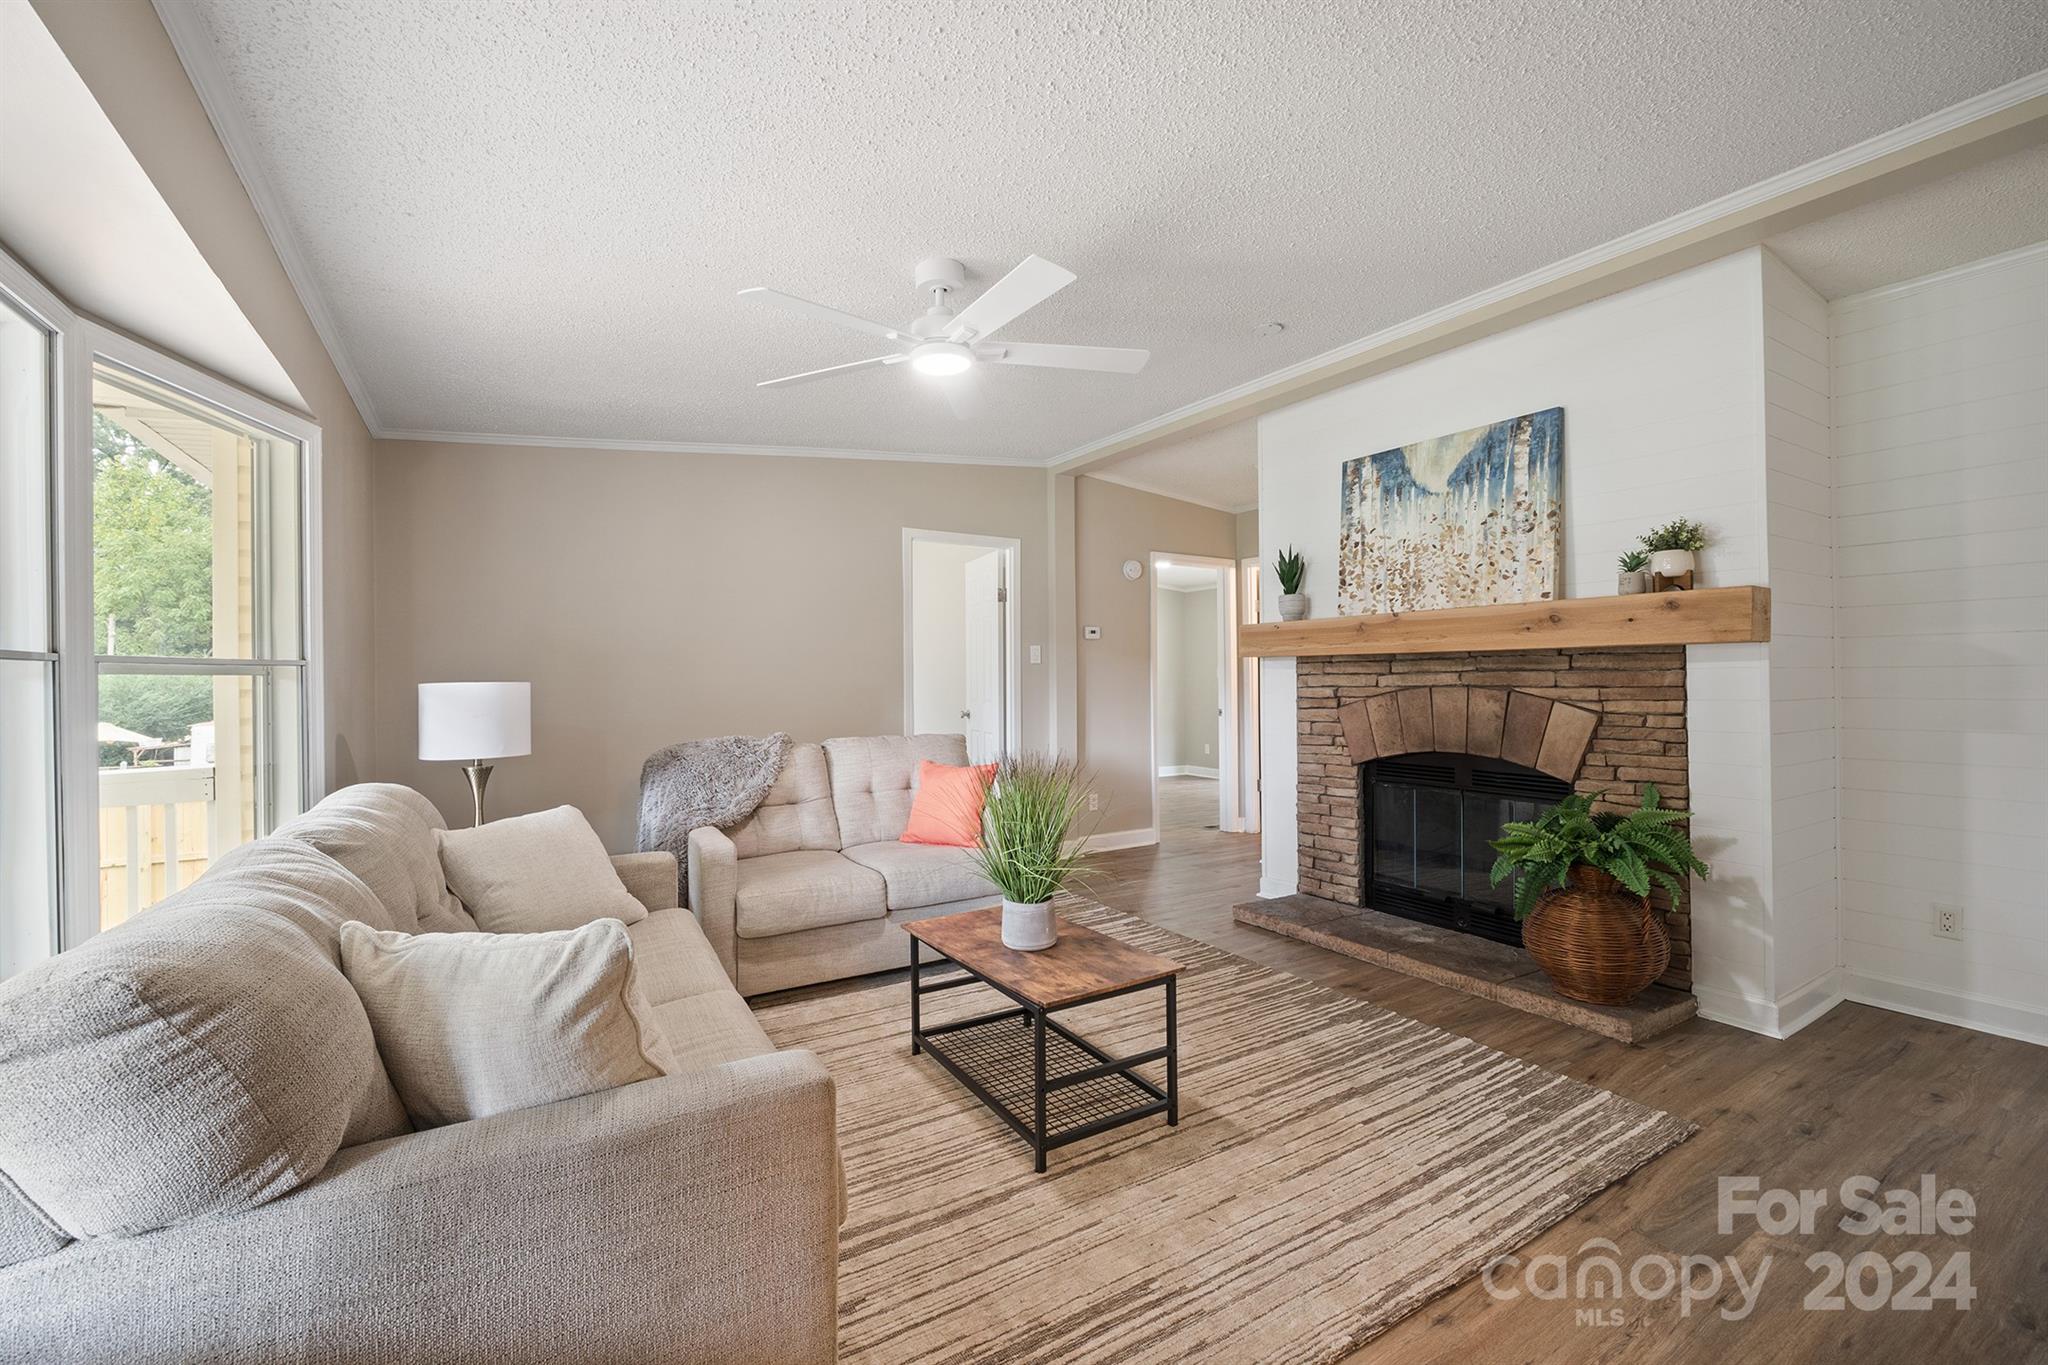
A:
[33, 0, 378, 787]
[372, 441, 1053, 845]
[1234, 508, 1259, 563]
[1074, 476, 1237, 838]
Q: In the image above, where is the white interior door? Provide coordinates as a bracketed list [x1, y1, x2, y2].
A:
[962, 552, 1005, 762]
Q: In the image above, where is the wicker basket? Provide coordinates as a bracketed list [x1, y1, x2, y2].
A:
[1522, 865, 1670, 1006]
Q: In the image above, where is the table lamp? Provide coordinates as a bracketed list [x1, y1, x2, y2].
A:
[418, 682, 531, 825]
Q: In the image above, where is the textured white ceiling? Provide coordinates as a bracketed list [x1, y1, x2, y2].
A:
[165, 0, 2048, 462]
[1766, 141, 2048, 298]
[1092, 420, 1259, 512]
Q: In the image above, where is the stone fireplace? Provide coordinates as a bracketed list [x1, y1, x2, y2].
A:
[1294, 646, 1691, 989]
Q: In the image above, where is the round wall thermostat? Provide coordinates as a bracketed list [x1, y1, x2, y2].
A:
[1122, 559, 1144, 581]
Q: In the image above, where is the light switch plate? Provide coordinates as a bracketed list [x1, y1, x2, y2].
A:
[1084, 626, 1102, 640]
[1028, 644, 1042, 664]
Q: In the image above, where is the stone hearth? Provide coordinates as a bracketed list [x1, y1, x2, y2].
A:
[1294, 645, 1691, 990]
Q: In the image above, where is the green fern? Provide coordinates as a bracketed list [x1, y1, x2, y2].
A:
[1488, 783, 1709, 921]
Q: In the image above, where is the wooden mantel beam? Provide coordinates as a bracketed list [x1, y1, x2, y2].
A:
[1239, 586, 1770, 658]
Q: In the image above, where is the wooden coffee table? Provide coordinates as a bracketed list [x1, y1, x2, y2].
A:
[905, 905, 1183, 1172]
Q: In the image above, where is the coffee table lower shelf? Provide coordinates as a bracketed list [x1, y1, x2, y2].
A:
[911, 953, 1177, 1173]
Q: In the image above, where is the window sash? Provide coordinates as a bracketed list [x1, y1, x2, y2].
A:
[0, 242, 324, 962]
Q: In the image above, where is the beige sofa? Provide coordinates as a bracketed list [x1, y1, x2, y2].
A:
[0, 783, 840, 1364]
[688, 734, 1001, 996]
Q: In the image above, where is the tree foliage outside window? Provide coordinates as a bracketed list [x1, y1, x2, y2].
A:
[93, 411, 213, 762]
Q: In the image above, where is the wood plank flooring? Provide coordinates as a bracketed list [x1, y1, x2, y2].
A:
[1083, 822, 2048, 1362]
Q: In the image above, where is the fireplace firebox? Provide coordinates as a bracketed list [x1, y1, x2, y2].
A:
[1362, 752, 1573, 946]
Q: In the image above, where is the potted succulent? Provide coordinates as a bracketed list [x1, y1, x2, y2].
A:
[1489, 785, 1708, 1005]
[1274, 545, 1308, 621]
[1639, 518, 1708, 583]
[969, 755, 1093, 950]
[1617, 548, 1652, 595]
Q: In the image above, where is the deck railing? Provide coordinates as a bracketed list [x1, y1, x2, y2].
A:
[98, 765, 216, 930]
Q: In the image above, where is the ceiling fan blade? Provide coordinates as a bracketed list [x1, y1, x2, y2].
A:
[984, 341, 1150, 374]
[739, 287, 910, 344]
[755, 355, 902, 388]
[945, 256, 1075, 342]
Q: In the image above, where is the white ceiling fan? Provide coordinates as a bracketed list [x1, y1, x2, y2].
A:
[739, 256, 1150, 389]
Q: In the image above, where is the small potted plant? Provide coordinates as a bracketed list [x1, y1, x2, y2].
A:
[1639, 518, 1708, 584]
[969, 755, 1093, 950]
[1617, 548, 1652, 595]
[1274, 545, 1308, 620]
[1489, 785, 1708, 1005]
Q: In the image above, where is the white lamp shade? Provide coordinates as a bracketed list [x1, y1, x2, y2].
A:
[418, 682, 532, 762]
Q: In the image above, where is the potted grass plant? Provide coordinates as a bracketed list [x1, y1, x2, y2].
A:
[1617, 548, 1652, 595]
[1639, 518, 1708, 583]
[969, 755, 1093, 950]
[1489, 785, 1708, 1005]
[1274, 545, 1309, 621]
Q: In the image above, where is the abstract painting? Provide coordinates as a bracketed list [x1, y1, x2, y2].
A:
[1337, 407, 1563, 615]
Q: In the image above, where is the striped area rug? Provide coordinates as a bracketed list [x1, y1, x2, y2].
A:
[754, 899, 1694, 1365]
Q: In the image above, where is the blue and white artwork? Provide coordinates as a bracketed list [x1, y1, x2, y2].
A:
[1337, 407, 1564, 614]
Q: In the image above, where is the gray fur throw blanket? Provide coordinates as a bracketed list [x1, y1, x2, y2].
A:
[636, 733, 790, 869]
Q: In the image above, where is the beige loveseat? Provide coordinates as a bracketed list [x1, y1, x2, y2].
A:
[0, 783, 840, 1364]
[688, 734, 1001, 996]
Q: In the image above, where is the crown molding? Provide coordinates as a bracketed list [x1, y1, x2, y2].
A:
[375, 427, 1045, 467]
[1051, 68, 2048, 472]
[1082, 468, 1256, 515]
[1828, 236, 2048, 311]
[152, 0, 386, 435]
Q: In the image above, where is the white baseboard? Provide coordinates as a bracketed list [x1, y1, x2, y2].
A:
[1843, 970, 2048, 1048]
[1776, 969, 1845, 1038]
[1694, 971, 1845, 1039]
[1693, 984, 1785, 1036]
[1082, 826, 1160, 853]
[1156, 765, 1221, 779]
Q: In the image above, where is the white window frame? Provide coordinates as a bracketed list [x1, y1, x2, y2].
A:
[0, 243, 324, 954]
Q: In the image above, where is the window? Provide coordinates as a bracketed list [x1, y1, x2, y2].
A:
[0, 288, 58, 977]
[0, 244, 321, 971]
[90, 362, 309, 931]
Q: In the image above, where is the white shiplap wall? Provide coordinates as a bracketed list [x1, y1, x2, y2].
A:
[1258, 250, 1778, 1019]
[1831, 242, 2048, 1045]
[1761, 250, 1840, 1030]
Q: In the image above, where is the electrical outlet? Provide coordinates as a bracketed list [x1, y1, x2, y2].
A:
[1203, 742, 1211, 755]
[1087, 792, 1100, 812]
[1932, 904, 1964, 940]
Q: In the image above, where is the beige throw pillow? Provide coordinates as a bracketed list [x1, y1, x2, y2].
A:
[435, 805, 648, 933]
[338, 919, 673, 1127]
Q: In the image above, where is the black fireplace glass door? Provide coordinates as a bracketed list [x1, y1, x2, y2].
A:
[1461, 793, 1547, 912]
[1364, 754, 1573, 946]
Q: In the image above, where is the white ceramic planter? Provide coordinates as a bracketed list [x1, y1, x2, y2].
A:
[1001, 899, 1058, 951]
[1277, 592, 1309, 621]
[1648, 549, 1695, 579]
[1617, 570, 1651, 595]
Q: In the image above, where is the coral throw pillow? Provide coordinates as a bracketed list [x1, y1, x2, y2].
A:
[901, 760, 996, 847]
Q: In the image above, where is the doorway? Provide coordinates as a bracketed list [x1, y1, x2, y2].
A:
[902, 530, 1021, 763]
[1149, 552, 1238, 835]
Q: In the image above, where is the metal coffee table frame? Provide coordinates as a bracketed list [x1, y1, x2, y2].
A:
[908, 939, 1179, 1173]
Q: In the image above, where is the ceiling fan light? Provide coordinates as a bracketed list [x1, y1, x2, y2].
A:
[909, 341, 974, 377]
